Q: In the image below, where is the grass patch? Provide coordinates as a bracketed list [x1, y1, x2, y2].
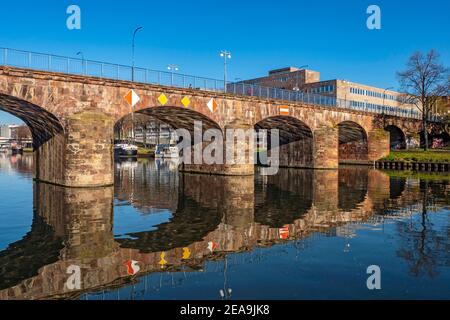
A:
[380, 150, 450, 163]
[137, 148, 154, 155]
[382, 170, 450, 181]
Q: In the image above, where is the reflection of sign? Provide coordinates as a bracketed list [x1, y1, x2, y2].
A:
[125, 260, 140, 275]
[124, 90, 140, 108]
[159, 252, 167, 268]
[279, 106, 290, 116]
[182, 247, 191, 260]
[207, 98, 218, 113]
[181, 96, 191, 107]
[279, 225, 290, 239]
[207, 241, 219, 253]
[158, 93, 168, 106]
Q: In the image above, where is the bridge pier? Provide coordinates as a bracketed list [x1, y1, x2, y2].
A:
[313, 170, 339, 212]
[313, 126, 339, 169]
[35, 111, 114, 188]
[34, 133, 66, 186]
[34, 182, 116, 260]
[368, 129, 390, 161]
[180, 120, 255, 176]
[220, 175, 255, 229]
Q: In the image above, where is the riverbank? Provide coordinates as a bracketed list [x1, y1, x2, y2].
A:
[376, 150, 450, 172]
[380, 150, 450, 163]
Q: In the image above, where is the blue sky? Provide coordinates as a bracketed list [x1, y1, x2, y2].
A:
[0, 0, 449, 123]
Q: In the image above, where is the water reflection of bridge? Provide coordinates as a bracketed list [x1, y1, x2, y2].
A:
[0, 161, 434, 299]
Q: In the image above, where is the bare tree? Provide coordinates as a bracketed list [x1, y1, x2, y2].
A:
[397, 50, 449, 150]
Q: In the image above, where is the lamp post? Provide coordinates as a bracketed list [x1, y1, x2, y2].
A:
[167, 64, 179, 86]
[131, 27, 143, 144]
[220, 50, 231, 93]
[132, 26, 143, 82]
[76, 52, 85, 75]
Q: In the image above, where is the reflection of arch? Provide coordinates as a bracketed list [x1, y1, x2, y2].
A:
[116, 194, 223, 252]
[385, 125, 406, 150]
[0, 214, 64, 290]
[338, 167, 369, 210]
[0, 94, 64, 149]
[338, 121, 368, 162]
[254, 169, 313, 227]
[390, 177, 406, 200]
[255, 116, 314, 167]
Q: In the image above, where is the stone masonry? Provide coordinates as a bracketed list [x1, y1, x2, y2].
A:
[0, 66, 426, 187]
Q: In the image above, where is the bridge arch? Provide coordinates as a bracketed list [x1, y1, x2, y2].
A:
[385, 125, 406, 150]
[137, 106, 223, 133]
[338, 121, 369, 163]
[0, 93, 66, 184]
[255, 115, 314, 168]
[0, 93, 64, 148]
[115, 106, 223, 141]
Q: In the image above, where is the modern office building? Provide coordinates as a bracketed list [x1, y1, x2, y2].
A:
[239, 67, 415, 111]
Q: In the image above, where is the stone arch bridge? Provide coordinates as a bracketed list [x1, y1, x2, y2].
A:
[0, 66, 424, 187]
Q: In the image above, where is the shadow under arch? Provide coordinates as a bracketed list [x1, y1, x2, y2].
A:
[255, 115, 314, 168]
[116, 106, 223, 139]
[0, 93, 64, 149]
[385, 125, 406, 150]
[338, 121, 368, 162]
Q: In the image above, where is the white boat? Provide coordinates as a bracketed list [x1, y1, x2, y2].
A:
[114, 144, 138, 157]
[155, 144, 179, 159]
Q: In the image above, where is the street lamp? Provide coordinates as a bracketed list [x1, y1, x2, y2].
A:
[132, 26, 143, 82]
[167, 64, 179, 86]
[76, 51, 85, 74]
[131, 26, 143, 144]
[220, 50, 232, 93]
[293, 64, 309, 91]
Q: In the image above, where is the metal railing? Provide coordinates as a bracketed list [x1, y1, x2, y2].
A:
[0, 47, 421, 119]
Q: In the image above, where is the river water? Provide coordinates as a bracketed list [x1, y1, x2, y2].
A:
[0, 153, 448, 300]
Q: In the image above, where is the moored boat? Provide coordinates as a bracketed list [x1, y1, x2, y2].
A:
[155, 144, 179, 159]
[114, 144, 138, 157]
